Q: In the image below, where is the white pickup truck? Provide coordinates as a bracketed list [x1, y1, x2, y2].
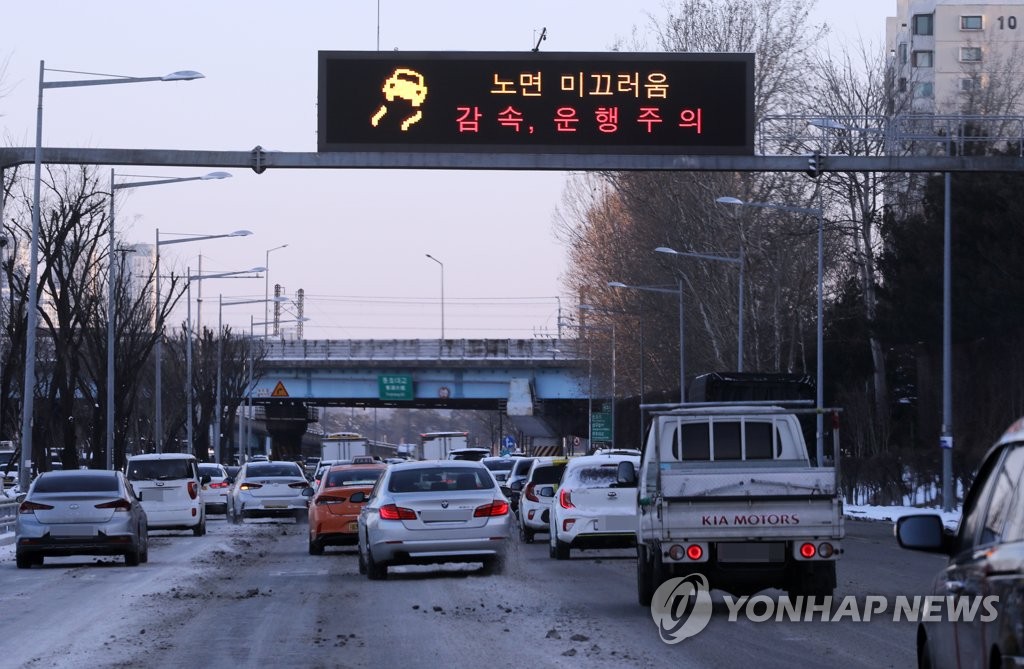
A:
[618, 403, 843, 605]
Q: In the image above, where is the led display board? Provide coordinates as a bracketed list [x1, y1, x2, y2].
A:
[318, 51, 754, 155]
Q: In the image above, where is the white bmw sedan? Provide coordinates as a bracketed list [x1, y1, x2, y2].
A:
[357, 461, 510, 579]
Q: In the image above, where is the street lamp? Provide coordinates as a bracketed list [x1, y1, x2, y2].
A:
[106, 170, 231, 470]
[185, 267, 264, 459]
[655, 245, 744, 372]
[264, 244, 288, 338]
[216, 295, 288, 463]
[716, 195, 825, 465]
[608, 280, 686, 403]
[21, 61, 203, 489]
[154, 229, 252, 451]
[425, 253, 445, 339]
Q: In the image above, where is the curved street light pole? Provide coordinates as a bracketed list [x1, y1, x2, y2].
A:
[425, 254, 444, 339]
[107, 170, 230, 470]
[154, 229, 252, 452]
[264, 244, 288, 338]
[21, 61, 203, 489]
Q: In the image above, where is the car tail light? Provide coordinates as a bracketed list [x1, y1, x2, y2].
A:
[239, 482, 263, 491]
[379, 504, 417, 520]
[288, 481, 310, 489]
[524, 483, 539, 503]
[799, 542, 817, 559]
[19, 500, 54, 514]
[558, 488, 574, 509]
[210, 481, 230, 489]
[686, 544, 704, 560]
[316, 495, 346, 505]
[187, 481, 199, 499]
[474, 500, 509, 517]
[95, 499, 133, 512]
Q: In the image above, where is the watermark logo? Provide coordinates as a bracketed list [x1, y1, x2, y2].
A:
[650, 574, 714, 644]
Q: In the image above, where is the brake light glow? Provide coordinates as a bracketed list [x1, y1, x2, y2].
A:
[524, 483, 539, 502]
[316, 495, 347, 505]
[558, 488, 574, 509]
[379, 504, 417, 520]
[95, 499, 132, 512]
[210, 481, 230, 489]
[187, 481, 199, 499]
[473, 500, 510, 517]
[799, 542, 817, 559]
[19, 500, 54, 514]
[239, 483, 263, 491]
[686, 544, 704, 560]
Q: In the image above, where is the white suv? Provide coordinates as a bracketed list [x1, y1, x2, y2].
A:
[126, 454, 207, 536]
[517, 457, 568, 543]
[548, 453, 640, 559]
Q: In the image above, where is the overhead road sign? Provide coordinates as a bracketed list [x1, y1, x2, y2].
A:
[317, 51, 755, 156]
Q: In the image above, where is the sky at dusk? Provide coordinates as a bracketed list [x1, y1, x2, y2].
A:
[0, 0, 894, 340]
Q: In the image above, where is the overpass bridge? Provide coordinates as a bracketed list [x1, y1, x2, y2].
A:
[247, 338, 591, 448]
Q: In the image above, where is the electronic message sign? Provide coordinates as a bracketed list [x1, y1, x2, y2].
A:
[317, 51, 754, 156]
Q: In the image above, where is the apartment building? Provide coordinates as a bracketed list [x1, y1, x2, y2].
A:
[886, 0, 1024, 114]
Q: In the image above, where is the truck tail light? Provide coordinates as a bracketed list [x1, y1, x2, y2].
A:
[686, 544, 703, 560]
[799, 542, 817, 558]
[817, 542, 835, 558]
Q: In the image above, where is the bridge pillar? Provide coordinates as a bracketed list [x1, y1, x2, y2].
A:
[263, 401, 317, 461]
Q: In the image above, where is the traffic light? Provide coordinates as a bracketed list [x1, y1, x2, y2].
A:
[806, 152, 823, 179]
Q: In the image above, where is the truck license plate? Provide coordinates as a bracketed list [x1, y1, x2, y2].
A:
[717, 542, 784, 563]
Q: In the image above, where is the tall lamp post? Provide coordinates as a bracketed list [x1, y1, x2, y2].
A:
[106, 170, 230, 470]
[425, 253, 445, 339]
[264, 244, 288, 338]
[716, 195, 825, 465]
[608, 280, 686, 403]
[154, 229, 252, 452]
[22, 61, 204, 489]
[185, 267, 264, 458]
[217, 295, 287, 463]
[582, 304, 646, 447]
[655, 245, 745, 372]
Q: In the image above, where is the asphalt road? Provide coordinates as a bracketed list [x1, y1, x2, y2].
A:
[1, 517, 947, 668]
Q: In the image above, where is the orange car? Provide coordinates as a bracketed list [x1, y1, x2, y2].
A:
[306, 463, 387, 555]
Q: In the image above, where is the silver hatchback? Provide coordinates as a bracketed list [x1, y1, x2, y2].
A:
[357, 461, 511, 579]
[15, 470, 148, 568]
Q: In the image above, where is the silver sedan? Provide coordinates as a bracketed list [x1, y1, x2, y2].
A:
[15, 469, 148, 568]
[357, 461, 510, 579]
[227, 461, 311, 523]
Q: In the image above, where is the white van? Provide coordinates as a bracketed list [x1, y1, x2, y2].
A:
[126, 454, 207, 536]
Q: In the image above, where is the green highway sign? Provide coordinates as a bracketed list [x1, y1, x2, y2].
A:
[378, 374, 414, 401]
[590, 411, 613, 442]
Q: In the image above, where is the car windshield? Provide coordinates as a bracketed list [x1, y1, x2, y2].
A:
[34, 472, 118, 493]
[562, 464, 622, 489]
[531, 465, 566, 485]
[246, 463, 303, 478]
[388, 467, 493, 492]
[127, 459, 193, 481]
[326, 469, 384, 487]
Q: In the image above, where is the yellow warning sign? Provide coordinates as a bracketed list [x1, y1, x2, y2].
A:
[271, 381, 289, 398]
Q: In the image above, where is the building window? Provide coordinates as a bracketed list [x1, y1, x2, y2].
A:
[899, 43, 908, 64]
[961, 15, 983, 30]
[913, 13, 934, 35]
[960, 77, 980, 91]
[960, 46, 983, 62]
[899, 77, 908, 92]
[914, 81, 934, 98]
[912, 50, 934, 67]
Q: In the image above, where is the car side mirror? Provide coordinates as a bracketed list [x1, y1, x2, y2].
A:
[349, 491, 367, 503]
[538, 485, 555, 497]
[896, 514, 951, 554]
[301, 487, 314, 498]
[509, 479, 524, 492]
[616, 461, 638, 487]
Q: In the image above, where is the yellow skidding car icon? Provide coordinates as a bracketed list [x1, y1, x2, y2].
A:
[371, 68, 428, 131]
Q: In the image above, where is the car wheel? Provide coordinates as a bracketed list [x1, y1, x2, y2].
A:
[554, 539, 570, 560]
[637, 544, 656, 606]
[357, 546, 368, 575]
[125, 546, 141, 567]
[519, 522, 534, 544]
[917, 631, 933, 669]
[309, 537, 324, 555]
[140, 529, 150, 563]
[193, 517, 207, 537]
[15, 551, 33, 569]
[365, 546, 387, 580]
[294, 509, 308, 524]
